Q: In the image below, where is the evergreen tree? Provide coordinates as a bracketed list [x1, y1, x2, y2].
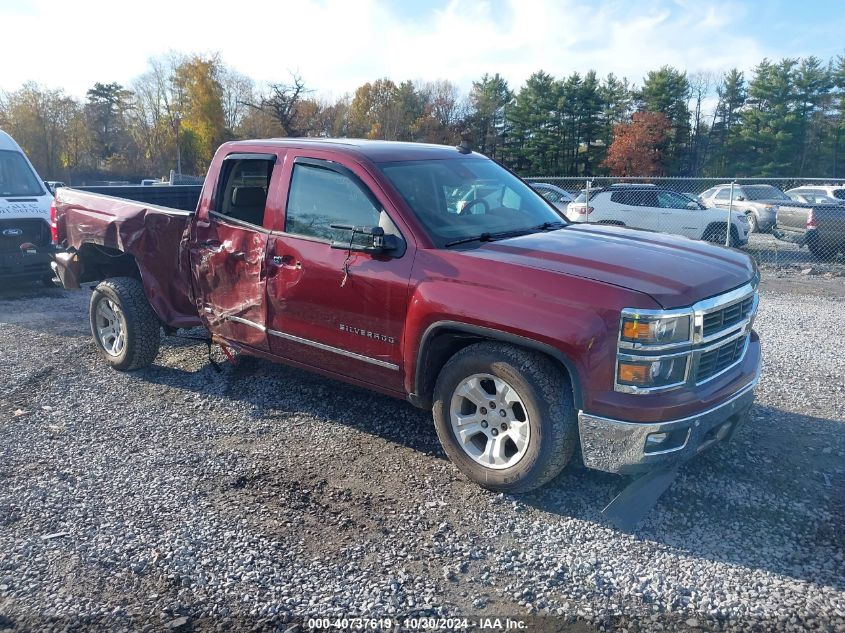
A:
[639, 66, 691, 174]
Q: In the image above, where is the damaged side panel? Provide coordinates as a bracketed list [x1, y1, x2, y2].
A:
[189, 216, 269, 350]
[54, 189, 201, 328]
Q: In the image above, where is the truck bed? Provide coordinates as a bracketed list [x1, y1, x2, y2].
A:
[777, 203, 845, 243]
[53, 188, 201, 328]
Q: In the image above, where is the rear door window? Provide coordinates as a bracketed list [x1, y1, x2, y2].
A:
[214, 157, 275, 227]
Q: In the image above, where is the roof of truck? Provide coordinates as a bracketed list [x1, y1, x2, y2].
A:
[0, 129, 25, 152]
[231, 138, 484, 162]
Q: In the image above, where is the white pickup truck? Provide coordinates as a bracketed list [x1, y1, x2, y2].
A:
[566, 184, 749, 246]
[0, 130, 56, 285]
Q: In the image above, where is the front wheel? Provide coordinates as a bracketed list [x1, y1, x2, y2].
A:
[89, 277, 161, 371]
[746, 212, 758, 234]
[432, 342, 577, 493]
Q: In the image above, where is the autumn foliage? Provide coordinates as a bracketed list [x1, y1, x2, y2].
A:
[601, 111, 671, 176]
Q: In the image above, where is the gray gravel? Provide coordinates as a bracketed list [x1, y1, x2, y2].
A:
[1, 271, 843, 632]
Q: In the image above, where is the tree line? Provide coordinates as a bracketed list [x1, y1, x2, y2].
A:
[1, 51, 844, 182]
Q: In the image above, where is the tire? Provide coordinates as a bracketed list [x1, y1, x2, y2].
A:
[89, 277, 161, 371]
[746, 212, 758, 234]
[432, 342, 577, 493]
[807, 235, 835, 261]
[704, 224, 740, 247]
[41, 271, 57, 287]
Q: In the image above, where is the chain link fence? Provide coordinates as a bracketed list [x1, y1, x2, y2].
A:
[525, 177, 845, 272]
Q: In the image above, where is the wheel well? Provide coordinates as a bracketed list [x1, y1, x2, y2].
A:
[75, 243, 141, 284]
[703, 222, 740, 240]
[412, 323, 581, 410]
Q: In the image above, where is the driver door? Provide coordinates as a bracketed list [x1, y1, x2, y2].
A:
[656, 191, 702, 238]
[263, 154, 414, 392]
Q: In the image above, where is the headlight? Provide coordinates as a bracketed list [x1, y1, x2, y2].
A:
[617, 356, 688, 389]
[620, 313, 691, 346]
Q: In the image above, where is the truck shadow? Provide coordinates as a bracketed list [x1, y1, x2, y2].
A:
[523, 403, 845, 592]
[139, 346, 844, 592]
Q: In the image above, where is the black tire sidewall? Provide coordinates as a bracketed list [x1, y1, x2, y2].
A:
[433, 345, 575, 492]
[89, 277, 160, 371]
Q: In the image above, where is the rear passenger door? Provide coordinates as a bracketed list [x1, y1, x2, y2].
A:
[189, 153, 278, 350]
[609, 190, 661, 231]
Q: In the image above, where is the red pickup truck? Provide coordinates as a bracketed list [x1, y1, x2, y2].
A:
[50, 139, 761, 504]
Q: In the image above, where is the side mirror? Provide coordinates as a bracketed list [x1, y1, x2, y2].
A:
[329, 224, 400, 255]
[735, 195, 745, 202]
[686, 201, 699, 210]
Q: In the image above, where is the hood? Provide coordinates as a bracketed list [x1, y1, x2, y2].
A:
[463, 224, 755, 309]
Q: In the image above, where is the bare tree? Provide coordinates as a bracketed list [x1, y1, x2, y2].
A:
[246, 72, 310, 137]
[219, 68, 254, 134]
[688, 70, 715, 174]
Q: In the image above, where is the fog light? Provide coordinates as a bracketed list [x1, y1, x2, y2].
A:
[645, 432, 668, 448]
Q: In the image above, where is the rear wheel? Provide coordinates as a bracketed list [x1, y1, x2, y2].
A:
[807, 235, 836, 261]
[89, 277, 161, 371]
[432, 342, 577, 493]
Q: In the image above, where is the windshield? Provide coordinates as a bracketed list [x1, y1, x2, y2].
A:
[379, 158, 564, 247]
[0, 150, 45, 197]
[744, 185, 789, 201]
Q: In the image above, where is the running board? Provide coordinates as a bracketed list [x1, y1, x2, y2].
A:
[601, 466, 680, 532]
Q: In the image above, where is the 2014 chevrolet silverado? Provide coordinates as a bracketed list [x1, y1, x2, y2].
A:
[49, 139, 761, 505]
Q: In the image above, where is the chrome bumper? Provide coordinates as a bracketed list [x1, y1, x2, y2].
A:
[578, 378, 758, 475]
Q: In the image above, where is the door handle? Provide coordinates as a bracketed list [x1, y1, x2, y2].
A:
[271, 255, 301, 269]
[230, 251, 247, 261]
[201, 239, 222, 248]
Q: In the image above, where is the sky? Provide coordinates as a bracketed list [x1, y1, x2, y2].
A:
[1, 0, 843, 99]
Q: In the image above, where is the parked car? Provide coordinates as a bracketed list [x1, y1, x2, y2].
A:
[785, 186, 845, 206]
[0, 129, 56, 285]
[698, 184, 797, 233]
[786, 184, 845, 203]
[566, 184, 749, 246]
[44, 181, 66, 195]
[773, 198, 845, 260]
[529, 182, 575, 212]
[47, 139, 761, 516]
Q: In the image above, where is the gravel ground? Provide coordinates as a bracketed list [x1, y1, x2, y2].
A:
[1, 270, 843, 632]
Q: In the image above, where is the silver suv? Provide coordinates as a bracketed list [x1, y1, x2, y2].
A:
[699, 184, 791, 233]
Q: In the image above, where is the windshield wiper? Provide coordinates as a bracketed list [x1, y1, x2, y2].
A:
[444, 221, 566, 248]
[445, 232, 495, 248]
[533, 220, 566, 231]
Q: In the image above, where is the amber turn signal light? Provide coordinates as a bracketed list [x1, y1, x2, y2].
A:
[618, 362, 650, 384]
[622, 320, 652, 340]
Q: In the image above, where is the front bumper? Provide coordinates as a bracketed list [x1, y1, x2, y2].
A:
[0, 250, 52, 282]
[578, 376, 758, 475]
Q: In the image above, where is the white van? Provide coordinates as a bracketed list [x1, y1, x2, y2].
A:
[0, 130, 56, 285]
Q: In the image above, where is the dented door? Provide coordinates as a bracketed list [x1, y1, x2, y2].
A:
[189, 217, 269, 350]
[188, 151, 280, 351]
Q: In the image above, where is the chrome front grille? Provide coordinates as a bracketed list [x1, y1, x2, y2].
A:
[696, 334, 749, 383]
[702, 295, 755, 338]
